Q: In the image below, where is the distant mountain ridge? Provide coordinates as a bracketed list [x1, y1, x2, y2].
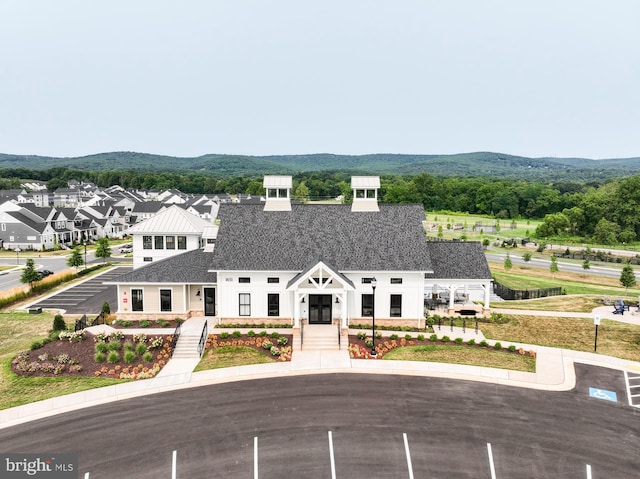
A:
[1, 151, 639, 181]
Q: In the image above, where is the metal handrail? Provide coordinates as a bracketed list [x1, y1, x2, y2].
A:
[169, 322, 182, 355]
[337, 323, 341, 350]
[301, 321, 304, 347]
[197, 320, 208, 357]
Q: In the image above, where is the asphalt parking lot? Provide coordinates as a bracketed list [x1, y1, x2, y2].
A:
[28, 266, 131, 315]
[1, 372, 637, 478]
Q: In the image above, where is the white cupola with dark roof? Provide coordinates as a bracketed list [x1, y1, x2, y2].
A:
[263, 175, 292, 211]
[351, 176, 380, 212]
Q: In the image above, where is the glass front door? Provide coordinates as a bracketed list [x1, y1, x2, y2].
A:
[204, 287, 216, 316]
[309, 294, 332, 324]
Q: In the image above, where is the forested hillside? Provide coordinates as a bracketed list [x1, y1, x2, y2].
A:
[2, 151, 640, 181]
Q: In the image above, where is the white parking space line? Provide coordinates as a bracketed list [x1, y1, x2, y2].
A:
[172, 450, 177, 479]
[403, 433, 414, 479]
[254, 437, 259, 479]
[586, 464, 592, 479]
[624, 370, 640, 407]
[84, 473, 90, 479]
[487, 443, 497, 479]
[328, 431, 336, 479]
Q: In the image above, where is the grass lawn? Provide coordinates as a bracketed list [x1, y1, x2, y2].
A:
[491, 295, 602, 313]
[481, 315, 640, 361]
[0, 311, 121, 410]
[194, 346, 276, 371]
[491, 263, 640, 297]
[384, 344, 536, 372]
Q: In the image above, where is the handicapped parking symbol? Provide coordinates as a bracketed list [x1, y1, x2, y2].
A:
[589, 387, 617, 402]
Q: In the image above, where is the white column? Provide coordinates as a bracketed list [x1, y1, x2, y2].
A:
[293, 292, 300, 328]
[448, 285, 455, 309]
[483, 282, 491, 309]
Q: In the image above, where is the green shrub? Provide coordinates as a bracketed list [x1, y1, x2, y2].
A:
[441, 336, 450, 342]
[143, 352, 153, 362]
[107, 341, 121, 351]
[405, 334, 413, 340]
[232, 330, 242, 338]
[30, 340, 43, 350]
[259, 331, 268, 337]
[220, 332, 230, 339]
[123, 341, 134, 352]
[270, 332, 280, 339]
[429, 334, 438, 341]
[375, 332, 382, 339]
[124, 351, 136, 364]
[247, 330, 256, 337]
[116, 319, 133, 327]
[270, 346, 281, 356]
[479, 340, 489, 347]
[107, 351, 120, 363]
[135, 343, 147, 355]
[467, 339, 476, 346]
[174, 318, 185, 324]
[262, 340, 273, 349]
[508, 345, 516, 352]
[364, 338, 374, 348]
[277, 336, 288, 346]
[102, 301, 111, 314]
[52, 314, 66, 331]
[139, 320, 151, 328]
[390, 334, 399, 340]
[494, 342, 502, 351]
[94, 352, 105, 362]
[156, 319, 170, 327]
[49, 330, 61, 341]
[454, 337, 463, 344]
[95, 342, 108, 353]
[417, 334, 425, 341]
[357, 332, 366, 340]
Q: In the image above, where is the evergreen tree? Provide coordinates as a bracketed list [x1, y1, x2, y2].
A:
[67, 248, 84, 269]
[582, 259, 590, 270]
[95, 237, 112, 263]
[620, 261, 637, 291]
[522, 252, 532, 262]
[20, 258, 40, 289]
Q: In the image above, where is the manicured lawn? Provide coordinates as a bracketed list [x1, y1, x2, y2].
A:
[0, 311, 121, 410]
[491, 264, 639, 297]
[384, 344, 536, 372]
[194, 346, 276, 371]
[480, 315, 640, 361]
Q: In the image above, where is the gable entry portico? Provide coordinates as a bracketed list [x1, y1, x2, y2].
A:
[287, 261, 355, 328]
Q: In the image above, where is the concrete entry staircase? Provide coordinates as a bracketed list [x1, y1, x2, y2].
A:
[171, 318, 208, 359]
[302, 324, 341, 351]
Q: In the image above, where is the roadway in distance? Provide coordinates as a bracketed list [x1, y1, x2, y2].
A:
[0, 369, 637, 478]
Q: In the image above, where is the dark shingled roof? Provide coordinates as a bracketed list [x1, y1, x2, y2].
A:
[210, 204, 434, 272]
[110, 249, 216, 284]
[423, 242, 492, 280]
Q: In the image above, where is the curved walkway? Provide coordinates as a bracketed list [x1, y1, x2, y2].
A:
[2, 308, 640, 430]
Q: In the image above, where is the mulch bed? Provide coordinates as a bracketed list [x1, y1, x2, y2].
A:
[110, 319, 182, 329]
[11, 331, 175, 380]
[205, 333, 293, 361]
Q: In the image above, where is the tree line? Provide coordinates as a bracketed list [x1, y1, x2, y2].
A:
[2, 167, 639, 244]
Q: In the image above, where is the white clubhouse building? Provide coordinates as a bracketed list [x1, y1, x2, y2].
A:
[110, 176, 492, 330]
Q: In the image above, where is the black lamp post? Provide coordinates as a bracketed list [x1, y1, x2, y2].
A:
[370, 277, 377, 356]
[15, 247, 20, 265]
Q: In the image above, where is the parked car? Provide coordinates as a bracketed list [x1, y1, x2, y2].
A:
[119, 246, 133, 254]
[35, 269, 54, 280]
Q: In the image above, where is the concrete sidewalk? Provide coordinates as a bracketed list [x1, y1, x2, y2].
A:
[2, 310, 640, 430]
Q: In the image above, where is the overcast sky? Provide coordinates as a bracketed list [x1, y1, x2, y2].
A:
[1, 1, 638, 159]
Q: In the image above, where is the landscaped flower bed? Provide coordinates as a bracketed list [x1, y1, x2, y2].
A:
[348, 333, 537, 360]
[11, 330, 174, 380]
[205, 331, 293, 361]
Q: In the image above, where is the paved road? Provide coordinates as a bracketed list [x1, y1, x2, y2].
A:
[0, 371, 637, 478]
[28, 266, 131, 315]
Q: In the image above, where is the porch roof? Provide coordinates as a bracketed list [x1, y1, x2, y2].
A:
[286, 260, 355, 290]
[423, 242, 492, 280]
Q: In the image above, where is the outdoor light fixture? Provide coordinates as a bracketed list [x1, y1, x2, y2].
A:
[82, 239, 87, 270]
[196, 289, 201, 297]
[301, 297, 305, 303]
[15, 247, 20, 265]
[335, 297, 340, 303]
[371, 277, 377, 356]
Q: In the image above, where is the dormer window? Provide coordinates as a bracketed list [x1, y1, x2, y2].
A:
[263, 176, 292, 211]
[351, 176, 380, 212]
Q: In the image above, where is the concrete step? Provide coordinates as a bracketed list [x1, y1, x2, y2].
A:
[302, 325, 340, 351]
[172, 335, 202, 358]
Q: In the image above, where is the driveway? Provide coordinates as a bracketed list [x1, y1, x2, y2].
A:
[28, 266, 131, 315]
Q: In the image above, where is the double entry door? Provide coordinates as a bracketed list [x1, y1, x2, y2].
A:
[308, 294, 332, 324]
